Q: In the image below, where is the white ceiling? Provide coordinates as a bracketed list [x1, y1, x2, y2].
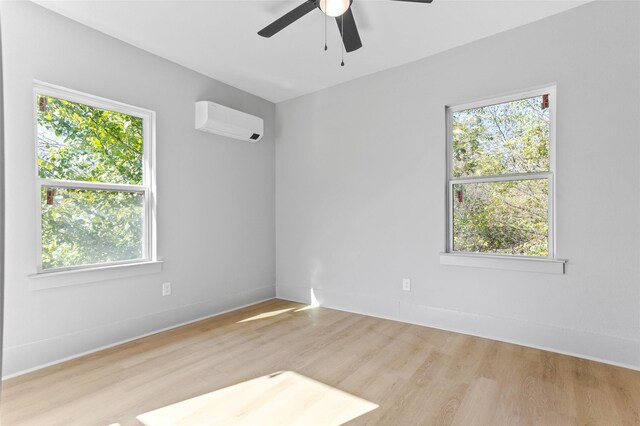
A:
[35, 0, 590, 103]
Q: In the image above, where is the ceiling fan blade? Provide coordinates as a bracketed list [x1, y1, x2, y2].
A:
[258, 1, 318, 38]
[336, 8, 362, 53]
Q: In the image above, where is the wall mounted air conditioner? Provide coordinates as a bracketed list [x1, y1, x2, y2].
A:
[195, 101, 264, 142]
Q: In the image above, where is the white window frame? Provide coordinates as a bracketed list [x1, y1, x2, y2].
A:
[33, 81, 157, 274]
[445, 86, 557, 260]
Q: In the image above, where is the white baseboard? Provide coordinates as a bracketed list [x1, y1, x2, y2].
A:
[3, 286, 276, 379]
[277, 284, 640, 372]
[7, 283, 638, 379]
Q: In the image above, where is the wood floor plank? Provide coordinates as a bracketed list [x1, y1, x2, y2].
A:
[2, 299, 639, 425]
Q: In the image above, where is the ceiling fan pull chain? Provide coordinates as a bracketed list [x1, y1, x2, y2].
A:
[324, 5, 328, 51]
[341, 14, 345, 66]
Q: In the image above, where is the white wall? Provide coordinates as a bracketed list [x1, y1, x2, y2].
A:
[1, 2, 275, 377]
[276, 1, 640, 369]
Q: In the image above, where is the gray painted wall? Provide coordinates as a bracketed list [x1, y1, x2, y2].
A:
[276, 2, 640, 369]
[1, 2, 275, 376]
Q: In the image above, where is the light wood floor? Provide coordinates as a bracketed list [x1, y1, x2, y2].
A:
[2, 299, 640, 425]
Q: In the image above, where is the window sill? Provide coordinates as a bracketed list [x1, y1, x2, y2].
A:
[439, 253, 566, 274]
[28, 260, 164, 291]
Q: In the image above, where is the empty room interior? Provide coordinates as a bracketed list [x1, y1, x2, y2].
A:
[0, 0, 640, 424]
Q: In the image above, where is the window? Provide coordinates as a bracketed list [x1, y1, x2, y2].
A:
[446, 88, 555, 258]
[35, 83, 155, 272]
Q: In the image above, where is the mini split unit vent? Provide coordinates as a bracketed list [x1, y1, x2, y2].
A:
[195, 101, 264, 142]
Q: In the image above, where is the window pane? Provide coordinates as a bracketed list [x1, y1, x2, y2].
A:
[36, 95, 143, 185]
[41, 187, 145, 270]
[453, 179, 548, 256]
[452, 96, 550, 177]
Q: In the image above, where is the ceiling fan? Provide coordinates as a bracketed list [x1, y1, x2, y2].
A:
[258, 0, 434, 54]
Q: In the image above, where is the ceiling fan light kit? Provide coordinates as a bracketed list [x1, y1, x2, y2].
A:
[258, 0, 433, 66]
[319, 0, 350, 17]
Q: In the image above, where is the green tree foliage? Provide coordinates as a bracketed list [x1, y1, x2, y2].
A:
[37, 96, 145, 269]
[38, 96, 143, 184]
[452, 96, 550, 256]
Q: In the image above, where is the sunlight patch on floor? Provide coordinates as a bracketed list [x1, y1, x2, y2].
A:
[294, 305, 318, 312]
[237, 308, 295, 323]
[136, 371, 378, 426]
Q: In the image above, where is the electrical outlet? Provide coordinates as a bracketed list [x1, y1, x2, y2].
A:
[162, 282, 171, 296]
[402, 278, 411, 291]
